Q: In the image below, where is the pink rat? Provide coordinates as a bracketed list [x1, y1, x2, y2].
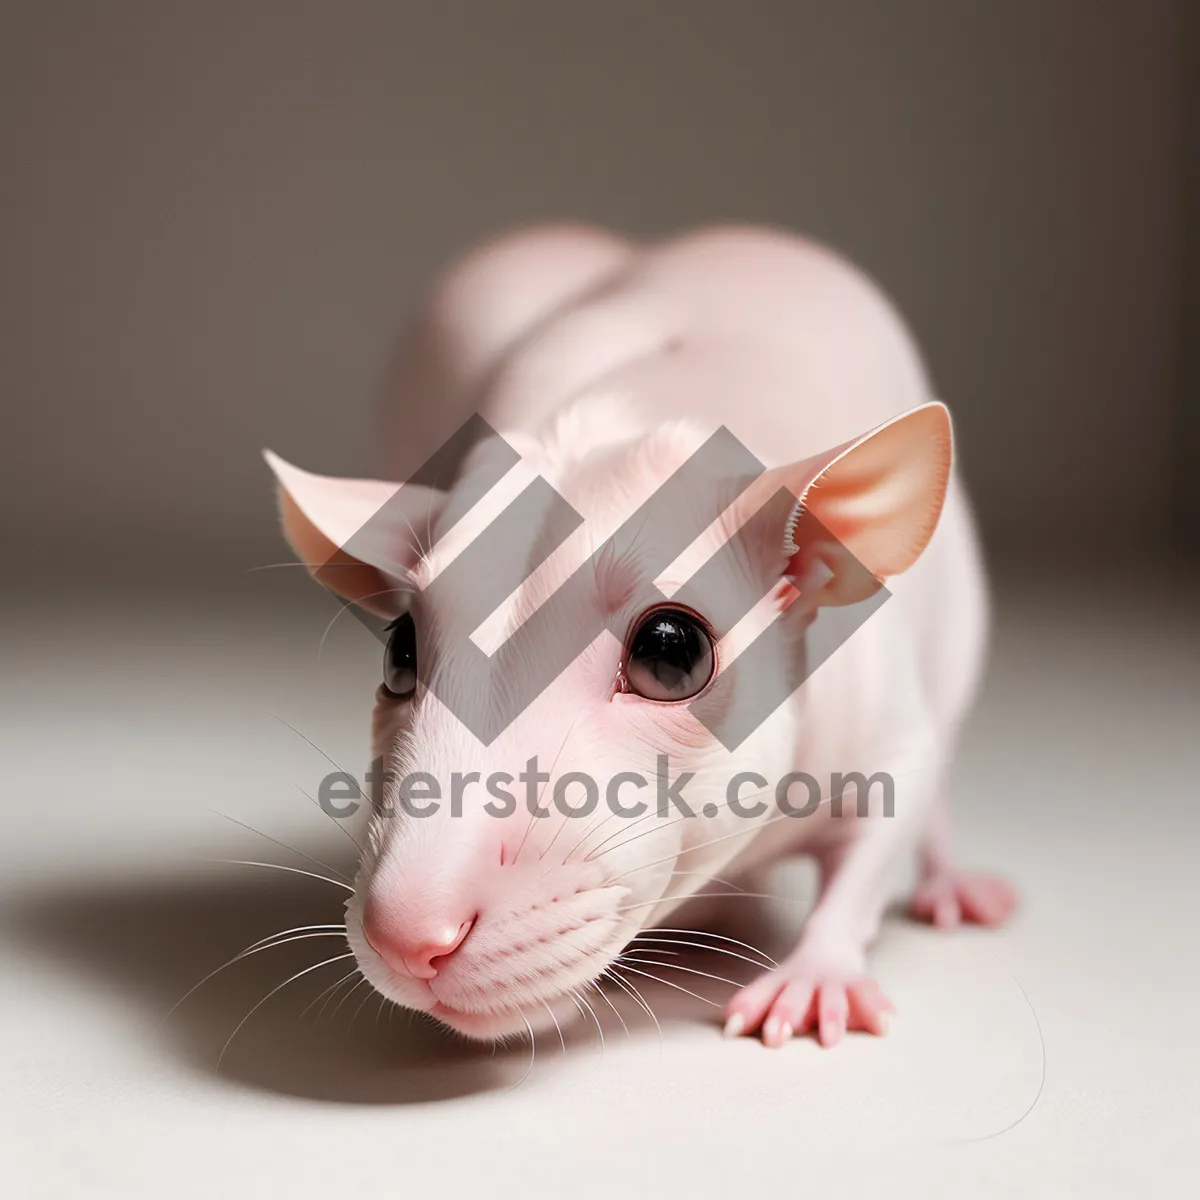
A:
[265, 224, 1016, 1049]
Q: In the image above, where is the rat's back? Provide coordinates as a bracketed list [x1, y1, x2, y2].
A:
[451, 226, 928, 456]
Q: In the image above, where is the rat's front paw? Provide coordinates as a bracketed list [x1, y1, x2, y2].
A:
[721, 947, 894, 1049]
[909, 871, 1016, 929]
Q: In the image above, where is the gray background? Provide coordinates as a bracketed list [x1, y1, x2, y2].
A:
[1, 0, 1193, 579]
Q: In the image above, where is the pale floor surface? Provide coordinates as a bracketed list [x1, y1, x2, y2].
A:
[2, 570, 1198, 1198]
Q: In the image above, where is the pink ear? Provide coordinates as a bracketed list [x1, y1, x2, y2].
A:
[263, 450, 442, 616]
[751, 402, 953, 606]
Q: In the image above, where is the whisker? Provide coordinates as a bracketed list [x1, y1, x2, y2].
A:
[615, 962, 722, 1009]
[269, 714, 357, 785]
[316, 584, 414, 659]
[620, 953, 741, 990]
[216, 952, 356, 1070]
[560, 705, 680, 858]
[596, 762, 936, 870]
[348, 981, 380, 1029]
[657, 871, 747, 891]
[290, 779, 365, 856]
[587, 979, 629, 1037]
[422, 482, 438, 561]
[540, 794, 588, 864]
[244, 561, 379, 573]
[531, 718, 580, 863]
[586, 784, 782, 864]
[584, 789, 770, 865]
[243, 923, 348, 954]
[605, 798, 825, 882]
[211, 859, 354, 893]
[543, 1001, 566, 1052]
[572, 989, 606, 1060]
[635, 929, 779, 970]
[510, 1015, 537, 1089]
[562, 806, 618, 863]
[232, 931, 349, 956]
[603, 967, 664, 1053]
[299, 967, 360, 1021]
[315, 970, 364, 1022]
[165, 929, 349, 1019]
[580, 802, 663, 862]
[512, 718, 573, 865]
[513, 793, 546, 868]
[211, 810, 351, 883]
[328, 975, 372, 1022]
[585, 735, 791, 864]
[398, 504, 428, 560]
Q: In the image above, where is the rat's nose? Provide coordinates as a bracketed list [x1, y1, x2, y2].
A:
[362, 905, 475, 980]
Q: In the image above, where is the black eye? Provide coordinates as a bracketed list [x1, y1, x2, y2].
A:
[383, 613, 418, 699]
[624, 608, 715, 702]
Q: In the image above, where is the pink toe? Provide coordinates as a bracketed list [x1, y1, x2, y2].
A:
[960, 876, 1018, 925]
[933, 894, 960, 929]
[773, 980, 817, 1032]
[762, 1015, 794, 1048]
[848, 980, 893, 1035]
[817, 986, 849, 1047]
[724, 976, 781, 1036]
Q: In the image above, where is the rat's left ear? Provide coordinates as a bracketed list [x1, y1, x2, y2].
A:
[264, 450, 444, 617]
[742, 402, 953, 607]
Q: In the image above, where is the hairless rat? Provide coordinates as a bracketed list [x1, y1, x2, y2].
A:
[265, 224, 1015, 1048]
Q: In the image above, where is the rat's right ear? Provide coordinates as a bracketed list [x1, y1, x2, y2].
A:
[724, 402, 952, 609]
[263, 450, 443, 617]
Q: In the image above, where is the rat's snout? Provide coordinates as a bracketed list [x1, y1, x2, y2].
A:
[361, 901, 476, 981]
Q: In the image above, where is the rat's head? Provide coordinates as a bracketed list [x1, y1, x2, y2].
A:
[265, 399, 950, 1040]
